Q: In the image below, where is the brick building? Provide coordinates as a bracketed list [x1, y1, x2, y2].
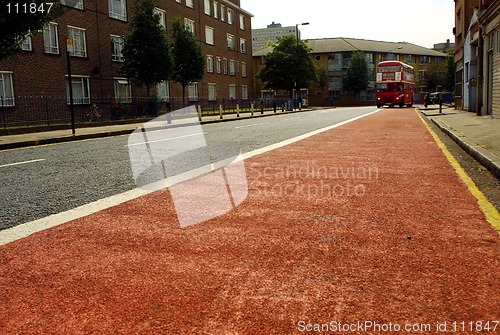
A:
[0, 0, 254, 119]
[253, 38, 447, 106]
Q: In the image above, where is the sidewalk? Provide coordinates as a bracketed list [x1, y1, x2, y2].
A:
[0, 108, 312, 150]
[419, 105, 500, 179]
[1, 108, 498, 334]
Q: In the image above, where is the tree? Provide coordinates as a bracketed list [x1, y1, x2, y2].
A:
[317, 67, 329, 91]
[257, 35, 317, 98]
[343, 51, 369, 96]
[444, 50, 455, 92]
[426, 60, 447, 92]
[122, 0, 172, 97]
[171, 17, 205, 104]
[0, 1, 58, 60]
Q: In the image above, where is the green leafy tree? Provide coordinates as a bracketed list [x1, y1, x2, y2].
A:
[257, 35, 317, 98]
[171, 17, 205, 104]
[343, 51, 369, 96]
[317, 67, 329, 91]
[444, 50, 455, 92]
[0, 1, 58, 60]
[122, 0, 172, 97]
[426, 60, 447, 92]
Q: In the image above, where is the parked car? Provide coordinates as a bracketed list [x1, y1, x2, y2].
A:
[429, 92, 453, 104]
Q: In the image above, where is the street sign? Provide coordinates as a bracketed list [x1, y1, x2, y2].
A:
[66, 39, 73, 53]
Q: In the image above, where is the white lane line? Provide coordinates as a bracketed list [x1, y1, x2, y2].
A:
[0, 159, 46, 168]
[285, 116, 301, 120]
[126, 132, 204, 147]
[0, 109, 382, 246]
[235, 122, 269, 129]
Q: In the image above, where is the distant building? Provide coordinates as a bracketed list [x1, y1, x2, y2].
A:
[252, 22, 300, 52]
[253, 38, 447, 106]
[434, 39, 455, 53]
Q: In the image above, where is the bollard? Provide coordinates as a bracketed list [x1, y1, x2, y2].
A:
[273, 101, 277, 113]
[166, 101, 172, 124]
[260, 100, 264, 115]
[219, 105, 223, 119]
[251, 102, 254, 116]
[197, 104, 202, 122]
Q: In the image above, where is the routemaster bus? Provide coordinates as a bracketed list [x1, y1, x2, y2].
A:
[376, 61, 415, 108]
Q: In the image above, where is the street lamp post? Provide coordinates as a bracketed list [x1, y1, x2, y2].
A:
[295, 22, 309, 110]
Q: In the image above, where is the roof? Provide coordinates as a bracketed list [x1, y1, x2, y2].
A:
[253, 37, 447, 57]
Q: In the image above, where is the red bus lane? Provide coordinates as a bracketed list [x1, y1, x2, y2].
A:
[1, 108, 499, 334]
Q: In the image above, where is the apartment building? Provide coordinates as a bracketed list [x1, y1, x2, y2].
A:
[0, 0, 254, 110]
[252, 22, 300, 52]
[253, 38, 447, 106]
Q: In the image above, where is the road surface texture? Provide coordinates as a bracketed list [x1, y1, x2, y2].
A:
[1, 108, 498, 334]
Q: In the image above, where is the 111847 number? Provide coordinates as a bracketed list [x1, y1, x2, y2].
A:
[6, 2, 54, 14]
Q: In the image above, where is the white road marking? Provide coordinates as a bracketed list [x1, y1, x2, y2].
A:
[0, 109, 381, 246]
[0, 159, 46, 168]
[126, 132, 204, 147]
[235, 122, 269, 129]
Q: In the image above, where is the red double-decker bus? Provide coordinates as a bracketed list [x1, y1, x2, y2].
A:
[376, 61, 415, 108]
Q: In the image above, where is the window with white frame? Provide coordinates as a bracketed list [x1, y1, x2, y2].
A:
[229, 84, 236, 99]
[207, 55, 214, 73]
[60, 0, 84, 9]
[114, 78, 132, 103]
[227, 34, 235, 50]
[176, 0, 180, 3]
[111, 35, 124, 61]
[240, 38, 246, 53]
[21, 34, 32, 51]
[208, 83, 216, 101]
[229, 59, 236, 76]
[220, 4, 225, 21]
[66, 76, 90, 104]
[241, 85, 248, 100]
[188, 82, 199, 101]
[68, 26, 87, 57]
[184, 18, 195, 34]
[239, 14, 244, 30]
[109, 0, 127, 21]
[0, 72, 15, 106]
[241, 62, 247, 77]
[213, 1, 218, 19]
[157, 81, 170, 101]
[43, 22, 59, 54]
[223, 58, 228, 75]
[216, 57, 221, 74]
[204, 0, 210, 15]
[186, 0, 194, 8]
[205, 26, 214, 45]
[227, 8, 234, 24]
[154, 8, 166, 30]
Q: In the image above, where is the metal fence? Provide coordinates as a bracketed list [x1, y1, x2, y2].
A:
[0, 96, 289, 129]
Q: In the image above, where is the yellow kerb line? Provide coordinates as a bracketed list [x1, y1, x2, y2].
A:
[416, 109, 500, 233]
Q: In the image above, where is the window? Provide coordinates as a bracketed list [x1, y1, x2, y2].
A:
[176, 0, 181, 2]
[240, 38, 246, 53]
[184, 18, 195, 34]
[420, 56, 429, 64]
[241, 62, 247, 77]
[157, 81, 170, 101]
[229, 60, 236, 76]
[208, 83, 216, 101]
[241, 85, 248, 100]
[227, 34, 235, 50]
[109, 0, 127, 21]
[43, 22, 59, 54]
[223, 58, 228, 75]
[205, 26, 214, 45]
[0, 72, 15, 107]
[213, 1, 218, 19]
[207, 55, 214, 73]
[419, 70, 427, 81]
[216, 57, 222, 74]
[188, 82, 198, 101]
[227, 8, 234, 24]
[66, 76, 90, 104]
[114, 78, 132, 103]
[365, 53, 373, 64]
[111, 35, 124, 61]
[154, 8, 166, 30]
[68, 26, 87, 57]
[404, 55, 412, 63]
[186, 0, 194, 8]
[21, 35, 32, 51]
[220, 4, 225, 21]
[239, 14, 244, 30]
[204, 0, 210, 15]
[229, 84, 236, 99]
[60, 0, 83, 9]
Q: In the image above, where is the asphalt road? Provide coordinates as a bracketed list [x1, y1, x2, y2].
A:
[0, 106, 378, 230]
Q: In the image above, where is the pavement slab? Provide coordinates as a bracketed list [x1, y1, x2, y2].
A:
[0, 108, 499, 334]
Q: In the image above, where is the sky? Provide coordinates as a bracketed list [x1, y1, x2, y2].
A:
[241, 0, 455, 49]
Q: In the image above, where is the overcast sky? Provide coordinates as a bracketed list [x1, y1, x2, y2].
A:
[241, 0, 455, 49]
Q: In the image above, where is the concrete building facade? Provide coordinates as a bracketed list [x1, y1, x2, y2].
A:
[252, 22, 300, 52]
